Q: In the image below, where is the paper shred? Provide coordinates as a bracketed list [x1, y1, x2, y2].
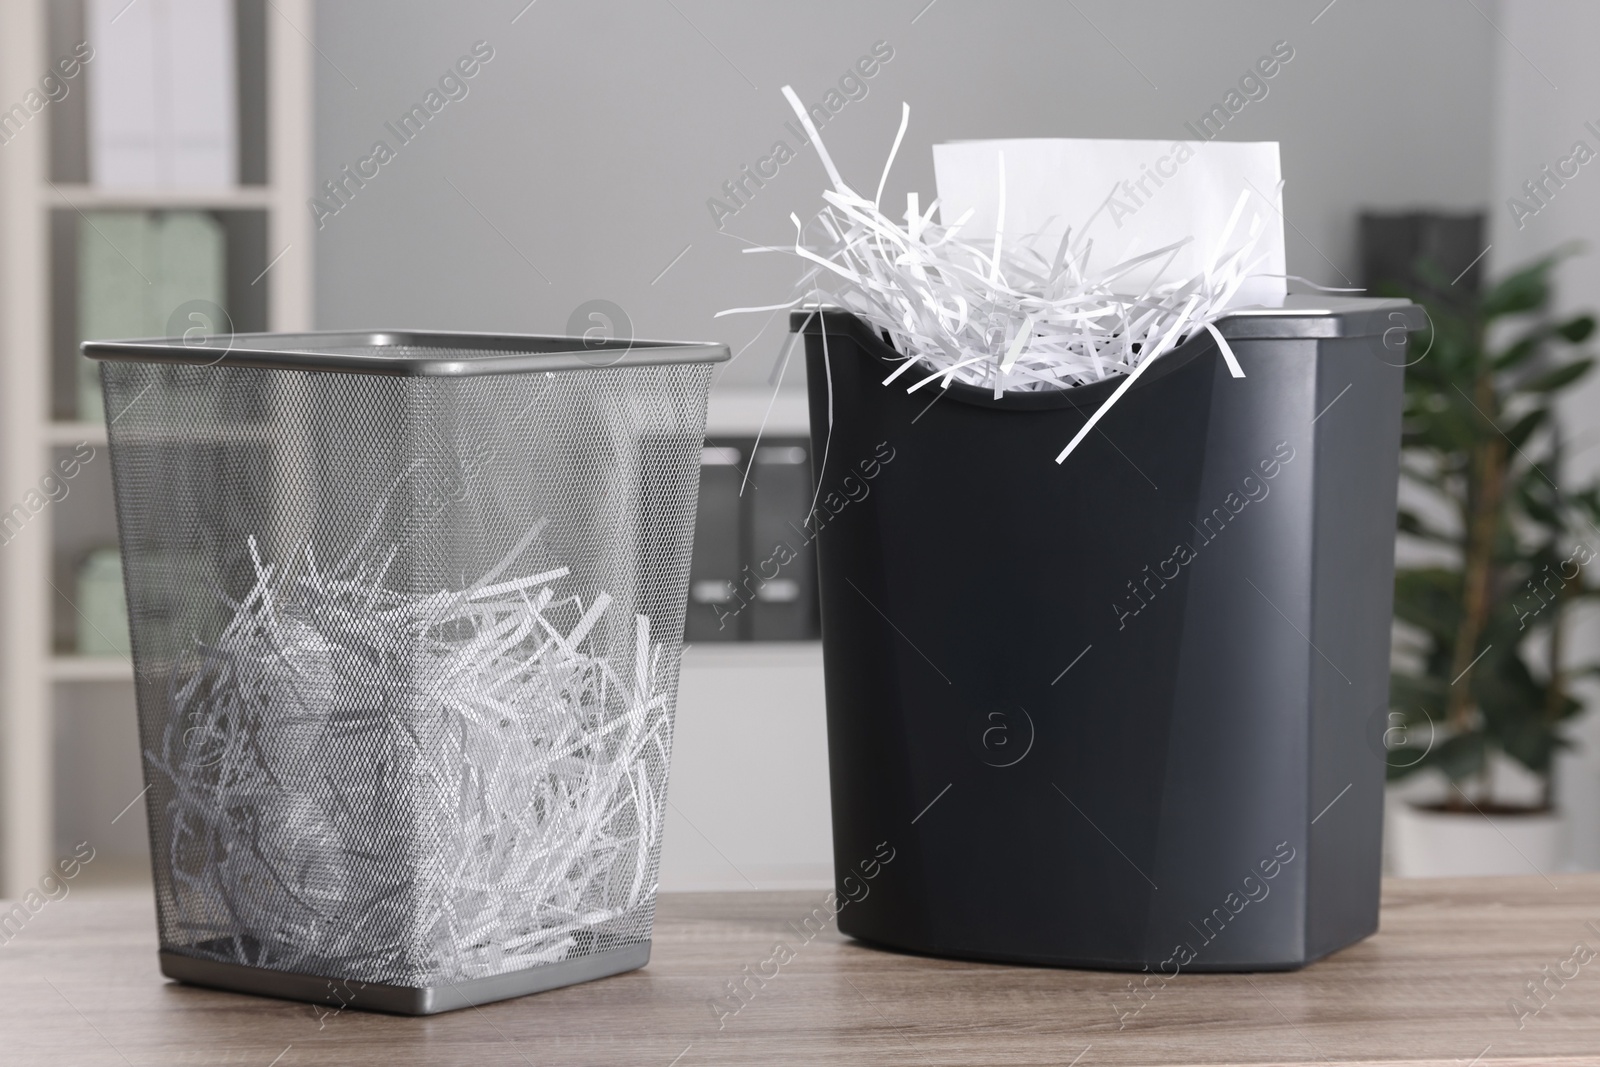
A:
[876, 102, 911, 209]
[727, 89, 1281, 466]
[1203, 321, 1245, 379]
[152, 522, 666, 982]
[1000, 313, 1037, 372]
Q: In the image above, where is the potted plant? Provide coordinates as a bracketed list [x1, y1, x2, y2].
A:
[1385, 250, 1599, 875]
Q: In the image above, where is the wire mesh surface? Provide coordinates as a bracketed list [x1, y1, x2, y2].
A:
[101, 359, 711, 989]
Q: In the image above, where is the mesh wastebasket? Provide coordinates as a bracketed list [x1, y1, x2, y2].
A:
[84, 330, 726, 1014]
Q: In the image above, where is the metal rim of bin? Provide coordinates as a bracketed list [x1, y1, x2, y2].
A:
[82, 329, 730, 375]
[790, 294, 1426, 342]
[158, 943, 652, 1015]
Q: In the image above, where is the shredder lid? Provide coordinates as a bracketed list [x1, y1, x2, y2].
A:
[81, 329, 730, 376]
[1204, 294, 1427, 339]
[790, 294, 1427, 340]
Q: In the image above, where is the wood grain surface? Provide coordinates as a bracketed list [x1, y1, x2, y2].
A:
[2, 877, 1599, 1066]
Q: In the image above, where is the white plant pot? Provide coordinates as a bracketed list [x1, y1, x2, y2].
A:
[1388, 800, 1564, 877]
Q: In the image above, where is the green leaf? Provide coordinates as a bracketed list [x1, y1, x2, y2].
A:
[1430, 731, 1487, 783]
[1474, 647, 1543, 726]
[1554, 692, 1585, 722]
[1557, 315, 1595, 343]
[1387, 759, 1425, 782]
[1497, 720, 1566, 776]
[1483, 258, 1555, 318]
[1504, 407, 1549, 449]
[1389, 683, 1447, 733]
[1412, 258, 1458, 293]
[1492, 334, 1544, 371]
[1397, 509, 1453, 543]
[1393, 568, 1463, 644]
[1517, 483, 1563, 527]
[1520, 358, 1594, 394]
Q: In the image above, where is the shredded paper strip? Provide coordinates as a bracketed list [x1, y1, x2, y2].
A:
[153, 530, 666, 984]
[721, 88, 1284, 462]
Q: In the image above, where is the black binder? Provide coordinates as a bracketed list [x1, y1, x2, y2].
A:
[684, 441, 746, 642]
[684, 436, 820, 642]
[747, 441, 819, 642]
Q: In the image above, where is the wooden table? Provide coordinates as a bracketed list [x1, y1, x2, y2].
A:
[3, 877, 1598, 1066]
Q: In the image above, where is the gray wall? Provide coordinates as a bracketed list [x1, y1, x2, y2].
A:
[310, 0, 1497, 390]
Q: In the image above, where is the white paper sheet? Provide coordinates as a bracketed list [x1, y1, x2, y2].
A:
[88, 0, 237, 187]
[932, 138, 1287, 309]
[88, 0, 161, 185]
[168, 0, 238, 187]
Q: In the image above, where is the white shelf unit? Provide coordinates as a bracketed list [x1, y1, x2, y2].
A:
[48, 656, 134, 682]
[0, 0, 314, 896]
[43, 420, 105, 446]
[45, 184, 277, 209]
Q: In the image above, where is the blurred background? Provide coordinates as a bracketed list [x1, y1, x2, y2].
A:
[1, 0, 1598, 896]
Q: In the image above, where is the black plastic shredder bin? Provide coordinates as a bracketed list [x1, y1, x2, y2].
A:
[794, 296, 1422, 972]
